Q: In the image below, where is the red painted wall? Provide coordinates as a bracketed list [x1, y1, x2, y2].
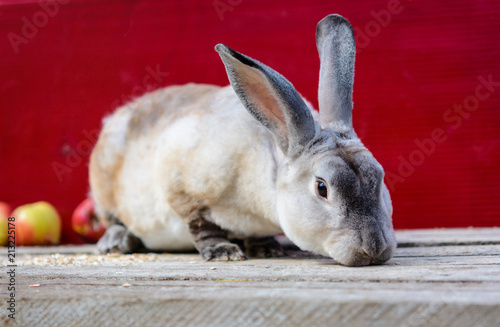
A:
[1, 0, 499, 243]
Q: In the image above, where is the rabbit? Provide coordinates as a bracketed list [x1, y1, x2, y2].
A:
[89, 14, 396, 266]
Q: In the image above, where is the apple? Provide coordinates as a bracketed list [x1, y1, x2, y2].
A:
[0, 201, 12, 246]
[12, 201, 61, 246]
[72, 198, 106, 243]
[0, 202, 11, 217]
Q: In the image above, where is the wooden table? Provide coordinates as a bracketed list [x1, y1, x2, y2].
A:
[1, 228, 500, 326]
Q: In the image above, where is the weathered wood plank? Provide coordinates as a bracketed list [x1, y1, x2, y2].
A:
[1, 229, 500, 326]
[395, 227, 500, 247]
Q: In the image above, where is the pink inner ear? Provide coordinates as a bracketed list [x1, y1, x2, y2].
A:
[238, 66, 288, 138]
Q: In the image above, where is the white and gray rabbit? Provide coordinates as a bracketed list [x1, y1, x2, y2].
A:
[89, 14, 396, 266]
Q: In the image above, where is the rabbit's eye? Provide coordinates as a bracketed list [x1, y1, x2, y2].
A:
[316, 180, 328, 199]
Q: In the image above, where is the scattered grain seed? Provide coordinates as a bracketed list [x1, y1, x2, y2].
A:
[29, 284, 40, 287]
[210, 267, 216, 270]
[121, 283, 132, 287]
[216, 279, 250, 282]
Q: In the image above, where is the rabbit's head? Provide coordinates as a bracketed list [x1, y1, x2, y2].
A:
[216, 14, 396, 266]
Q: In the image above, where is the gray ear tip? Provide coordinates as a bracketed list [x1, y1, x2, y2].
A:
[214, 43, 228, 54]
[319, 14, 350, 26]
[317, 14, 353, 35]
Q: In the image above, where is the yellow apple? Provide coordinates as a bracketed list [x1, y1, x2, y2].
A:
[0, 202, 11, 246]
[12, 201, 61, 246]
[0, 218, 6, 246]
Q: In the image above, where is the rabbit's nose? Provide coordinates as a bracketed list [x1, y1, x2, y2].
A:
[361, 226, 387, 259]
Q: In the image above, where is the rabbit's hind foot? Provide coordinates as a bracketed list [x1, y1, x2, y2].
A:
[187, 208, 247, 261]
[244, 236, 286, 258]
[96, 224, 145, 254]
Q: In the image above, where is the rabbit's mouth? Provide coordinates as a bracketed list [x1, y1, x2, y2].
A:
[361, 244, 395, 266]
[333, 246, 394, 267]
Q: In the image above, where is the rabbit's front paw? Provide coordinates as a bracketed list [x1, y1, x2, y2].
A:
[200, 241, 247, 261]
[97, 224, 144, 254]
[245, 236, 287, 258]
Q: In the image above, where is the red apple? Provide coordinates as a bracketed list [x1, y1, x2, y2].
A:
[0, 202, 11, 217]
[72, 198, 106, 243]
[12, 201, 61, 245]
[0, 201, 12, 246]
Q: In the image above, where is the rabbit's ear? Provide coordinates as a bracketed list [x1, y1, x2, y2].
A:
[215, 44, 316, 158]
[316, 14, 356, 135]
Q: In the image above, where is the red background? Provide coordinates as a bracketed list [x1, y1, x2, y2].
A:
[1, 0, 499, 244]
